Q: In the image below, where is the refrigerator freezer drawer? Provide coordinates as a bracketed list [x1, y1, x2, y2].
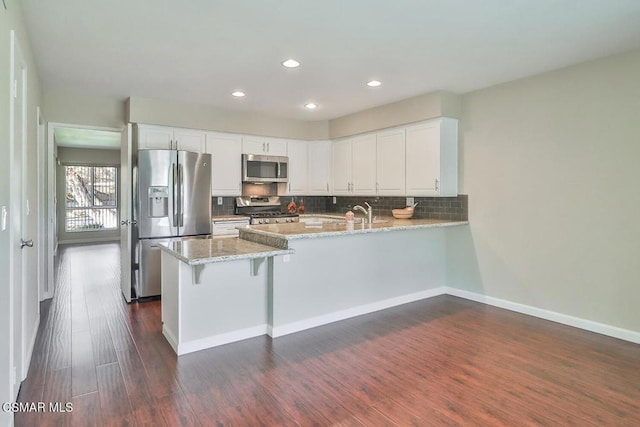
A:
[137, 239, 163, 298]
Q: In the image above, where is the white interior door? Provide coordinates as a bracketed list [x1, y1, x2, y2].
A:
[120, 124, 132, 302]
[9, 30, 29, 399]
[47, 124, 56, 300]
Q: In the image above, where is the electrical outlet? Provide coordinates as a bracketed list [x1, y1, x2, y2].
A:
[217, 197, 223, 205]
[406, 197, 414, 207]
[332, 196, 337, 204]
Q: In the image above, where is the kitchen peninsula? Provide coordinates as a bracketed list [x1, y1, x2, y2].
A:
[159, 218, 468, 355]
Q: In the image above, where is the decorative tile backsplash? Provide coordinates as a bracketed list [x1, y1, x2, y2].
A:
[215, 194, 468, 220]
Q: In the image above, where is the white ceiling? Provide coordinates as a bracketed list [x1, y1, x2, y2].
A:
[21, 0, 640, 121]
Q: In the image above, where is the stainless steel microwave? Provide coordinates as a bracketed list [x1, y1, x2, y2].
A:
[242, 154, 289, 183]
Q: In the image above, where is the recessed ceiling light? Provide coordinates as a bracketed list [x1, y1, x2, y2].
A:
[231, 91, 245, 97]
[367, 80, 382, 87]
[282, 58, 300, 68]
[304, 103, 318, 110]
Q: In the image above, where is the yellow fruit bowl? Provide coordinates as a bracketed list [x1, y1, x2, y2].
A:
[392, 207, 414, 219]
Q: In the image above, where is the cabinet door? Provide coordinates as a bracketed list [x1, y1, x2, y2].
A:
[351, 134, 377, 195]
[175, 129, 205, 153]
[307, 140, 332, 195]
[287, 140, 307, 195]
[406, 123, 441, 196]
[242, 136, 266, 154]
[137, 125, 173, 150]
[206, 132, 242, 196]
[264, 138, 288, 156]
[376, 129, 405, 195]
[332, 139, 352, 195]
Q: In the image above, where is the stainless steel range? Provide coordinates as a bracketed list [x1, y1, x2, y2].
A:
[235, 196, 300, 225]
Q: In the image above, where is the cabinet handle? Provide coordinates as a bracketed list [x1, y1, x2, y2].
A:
[326, 183, 329, 192]
[435, 179, 439, 191]
[288, 182, 291, 192]
[267, 142, 270, 152]
[263, 142, 266, 152]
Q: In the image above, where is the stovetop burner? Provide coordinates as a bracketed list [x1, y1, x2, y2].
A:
[235, 196, 300, 224]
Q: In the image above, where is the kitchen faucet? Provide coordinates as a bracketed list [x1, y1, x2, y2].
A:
[352, 202, 373, 224]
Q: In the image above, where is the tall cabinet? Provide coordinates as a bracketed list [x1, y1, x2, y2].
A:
[205, 132, 242, 196]
[405, 118, 458, 196]
[307, 140, 332, 195]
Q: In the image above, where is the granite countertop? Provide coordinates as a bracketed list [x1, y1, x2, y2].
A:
[238, 217, 468, 248]
[211, 215, 249, 222]
[158, 237, 293, 265]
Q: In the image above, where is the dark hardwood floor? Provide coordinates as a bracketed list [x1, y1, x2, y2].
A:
[16, 243, 640, 426]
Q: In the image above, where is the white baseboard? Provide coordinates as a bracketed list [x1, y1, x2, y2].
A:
[171, 324, 268, 356]
[58, 237, 119, 245]
[269, 287, 448, 338]
[445, 287, 640, 344]
[162, 325, 179, 354]
[23, 313, 41, 382]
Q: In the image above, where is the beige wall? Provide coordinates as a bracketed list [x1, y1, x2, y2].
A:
[44, 88, 127, 129]
[328, 90, 461, 138]
[447, 48, 640, 333]
[128, 96, 330, 140]
[56, 147, 121, 244]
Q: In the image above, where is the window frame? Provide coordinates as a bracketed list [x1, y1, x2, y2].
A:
[64, 163, 119, 233]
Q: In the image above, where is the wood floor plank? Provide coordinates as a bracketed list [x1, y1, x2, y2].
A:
[71, 330, 98, 397]
[95, 363, 133, 425]
[70, 392, 102, 427]
[156, 391, 201, 427]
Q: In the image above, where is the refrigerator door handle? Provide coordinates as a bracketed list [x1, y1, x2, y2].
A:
[172, 163, 179, 227]
[178, 163, 184, 227]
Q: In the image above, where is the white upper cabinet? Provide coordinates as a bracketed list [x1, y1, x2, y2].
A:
[332, 134, 376, 195]
[332, 138, 353, 195]
[287, 140, 308, 195]
[137, 124, 205, 152]
[205, 132, 242, 196]
[376, 128, 406, 195]
[307, 140, 332, 195]
[351, 134, 377, 195]
[242, 136, 288, 156]
[174, 129, 206, 152]
[405, 118, 458, 196]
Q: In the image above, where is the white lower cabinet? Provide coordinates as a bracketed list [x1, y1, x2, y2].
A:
[205, 132, 242, 196]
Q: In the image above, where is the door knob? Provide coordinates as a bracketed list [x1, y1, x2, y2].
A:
[120, 220, 129, 225]
[20, 239, 33, 249]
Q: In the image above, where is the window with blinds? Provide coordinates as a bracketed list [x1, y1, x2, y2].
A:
[65, 165, 118, 232]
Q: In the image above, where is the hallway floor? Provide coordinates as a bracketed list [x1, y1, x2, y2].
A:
[15, 243, 640, 426]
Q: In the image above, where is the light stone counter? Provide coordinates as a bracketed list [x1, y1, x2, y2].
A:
[238, 218, 468, 249]
[158, 237, 293, 265]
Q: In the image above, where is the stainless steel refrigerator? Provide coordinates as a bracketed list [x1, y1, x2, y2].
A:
[133, 149, 212, 298]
